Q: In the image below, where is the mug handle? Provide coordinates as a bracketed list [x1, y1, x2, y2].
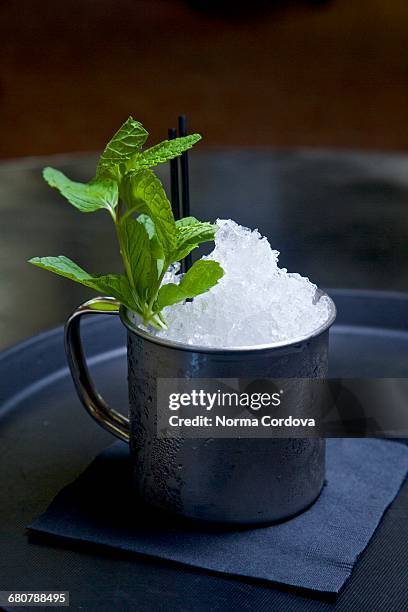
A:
[64, 296, 130, 443]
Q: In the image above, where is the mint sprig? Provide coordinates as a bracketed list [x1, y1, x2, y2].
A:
[29, 117, 223, 330]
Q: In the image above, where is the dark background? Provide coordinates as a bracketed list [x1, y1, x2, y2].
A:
[1, 0, 408, 157]
[0, 0, 408, 349]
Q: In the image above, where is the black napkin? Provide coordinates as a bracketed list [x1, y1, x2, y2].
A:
[29, 439, 408, 594]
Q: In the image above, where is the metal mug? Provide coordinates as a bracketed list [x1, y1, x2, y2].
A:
[65, 290, 336, 525]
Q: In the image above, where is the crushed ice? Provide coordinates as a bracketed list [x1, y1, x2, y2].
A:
[153, 219, 332, 347]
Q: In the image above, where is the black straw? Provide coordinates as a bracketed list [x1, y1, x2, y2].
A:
[167, 115, 193, 273]
[178, 115, 191, 219]
[178, 114, 192, 271]
[168, 128, 181, 221]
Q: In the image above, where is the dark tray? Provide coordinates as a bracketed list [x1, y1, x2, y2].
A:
[1, 289, 407, 612]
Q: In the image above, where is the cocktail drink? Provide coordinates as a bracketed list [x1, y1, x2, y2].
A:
[30, 118, 336, 524]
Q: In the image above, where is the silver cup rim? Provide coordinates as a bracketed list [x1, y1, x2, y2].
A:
[120, 288, 337, 354]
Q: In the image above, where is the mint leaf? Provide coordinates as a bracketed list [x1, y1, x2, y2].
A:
[175, 216, 203, 227]
[175, 260, 223, 296]
[87, 299, 120, 312]
[155, 260, 223, 310]
[172, 217, 217, 262]
[96, 117, 148, 181]
[137, 214, 165, 276]
[28, 256, 139, 312]
[121, 169, 176, 258]
[130, 134, 202, 170]
[137, 213, 157, 241]
[119, 217, 155, 300]
[43, 168, 118, 214]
